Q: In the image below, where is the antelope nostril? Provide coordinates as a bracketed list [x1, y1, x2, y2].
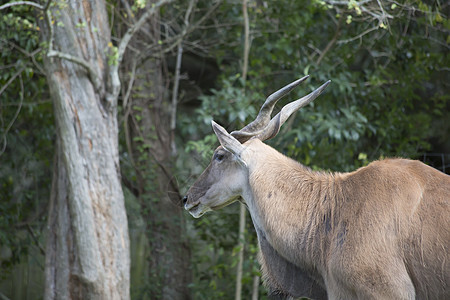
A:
[182, 195, 188, 205]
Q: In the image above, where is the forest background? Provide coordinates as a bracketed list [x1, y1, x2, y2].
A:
[0, 0, 448, 299]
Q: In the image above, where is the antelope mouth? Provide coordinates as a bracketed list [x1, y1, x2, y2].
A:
[186, 202, 208, 218]
[187, 202, 200, 211]
[211, 202, 233, 210]
[210, 196, 241, 211]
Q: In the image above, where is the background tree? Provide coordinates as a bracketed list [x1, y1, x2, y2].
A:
[117, 0, 193, 298]
[112, 0, 225, 298]
[0, 0, 168, 297]
[35, 0, 132, 298]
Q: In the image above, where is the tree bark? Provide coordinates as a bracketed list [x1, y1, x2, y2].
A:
[42, 1, 130, 299]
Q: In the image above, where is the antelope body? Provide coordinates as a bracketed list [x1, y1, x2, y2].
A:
[183, 77, 450, 299]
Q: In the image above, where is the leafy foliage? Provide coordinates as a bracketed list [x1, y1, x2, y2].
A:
[0, 4, 50, 286]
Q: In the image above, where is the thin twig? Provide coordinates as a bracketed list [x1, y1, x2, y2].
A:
[325, 0, 371, 5]
[120, 0, 136, 24]
[122, 58, 137, 109]
[337, 26, 378, 44]
[0, 66, 25, 97]
[0, 1, 43, 11]
[376, 0, 392, 19]
[242, 0, 250, 82]
[30, 48, 45, 75]
[139, 0, 221, 60]
[43, 0, 52, 11]
[0, 63, 18, 70]
[123, 112, 138, 187]
[0, 291, 11, 300]
[359, 5, 384, 20]
[0, 73, 24, 156]
[116, 0, 174, 67]
[26, 224, 46, 256]
[2, 40, 45, 74]
[170, 0, 196, 155]
[170, 43, 183, 156]
[106, 0, 174, 103]
[316, 21, 341, 65]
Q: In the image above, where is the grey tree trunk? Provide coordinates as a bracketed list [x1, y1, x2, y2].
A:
[42, 1, 130, 299]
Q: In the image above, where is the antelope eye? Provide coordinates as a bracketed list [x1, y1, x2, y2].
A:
[214, 152, 225, 162]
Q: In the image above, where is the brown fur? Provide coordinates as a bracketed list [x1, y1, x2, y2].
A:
[185, 135, 450, 300]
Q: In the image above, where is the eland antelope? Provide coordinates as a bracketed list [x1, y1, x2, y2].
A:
[183, 76, 450, 299]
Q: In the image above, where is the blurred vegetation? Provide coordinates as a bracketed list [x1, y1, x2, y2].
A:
[1, 0, 449, 299]
[0, 4, 50, 294]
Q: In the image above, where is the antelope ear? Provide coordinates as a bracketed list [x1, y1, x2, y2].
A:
[211, 120, 245, 159]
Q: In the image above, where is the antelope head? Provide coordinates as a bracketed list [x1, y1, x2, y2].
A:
[183, 76, 330, 218]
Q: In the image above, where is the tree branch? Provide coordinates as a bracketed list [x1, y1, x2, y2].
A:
[106, 0, 174, 104]
[44, 9, 103, 92]
[121, 171, 140, 198]
[116, 0, 174, 67]
[0, 66, 25, 97]
[337, 26, 378, 44]
[0, 2, 102, 90]
[325, 0, 371, 5]
[122, 58, 137, 110]
[0, 1, 43, 11]
[26, 224, 46, 256]
[47, 49, 102, 90]
[242, 0, 250, 82]
[0, 291, 11, 300]
[170, 43, 183, 156]
[0, 73, 24, 156]
[43, 0, 52, 11]
[138, 0, 222, 61]
[316, 21, 340, 65]
[170, 0, 196, 156]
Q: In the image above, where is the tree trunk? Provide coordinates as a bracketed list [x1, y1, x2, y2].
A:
[236, 1, 252, 299]
[42, 1, 130, 299]
[122, 2, 191, 299]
